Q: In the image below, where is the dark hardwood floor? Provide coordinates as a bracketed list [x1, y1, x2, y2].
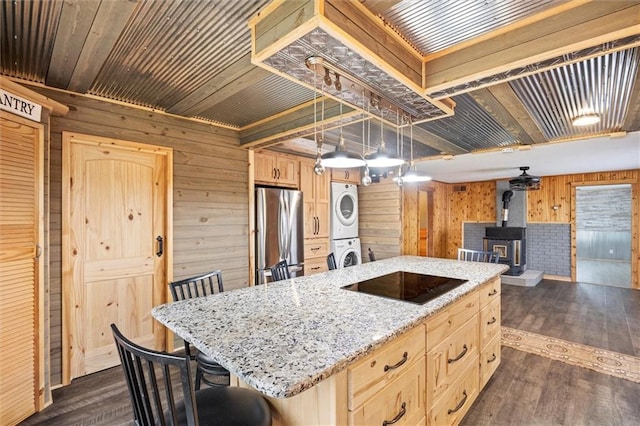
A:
[21, 279, 640, 425]
[501, 279, 640, 357]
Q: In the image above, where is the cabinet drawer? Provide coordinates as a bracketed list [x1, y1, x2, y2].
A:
[426, 290, 479, 352]
[304, 239, 329, 259]
[479, 297, 501, 346]
[304, 256, 328, 275]
[427, 315, 478, 407]
[349, 325, 425, 410]
[480, 333, 501, 389]
[350, 357, 426, 426]
[479, 277, 500, 308]
[428, 358, 479, 426]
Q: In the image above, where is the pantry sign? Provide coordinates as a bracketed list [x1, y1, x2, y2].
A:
[0, 88, 42, 122]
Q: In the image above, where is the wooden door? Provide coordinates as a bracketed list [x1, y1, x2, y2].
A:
[63, 133, 172, 381]
[0, 112, 44, 424]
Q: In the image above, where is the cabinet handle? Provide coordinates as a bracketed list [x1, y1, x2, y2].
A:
[382, 402, 406, 426]
[487, 317, 497, 325]
[156, 236, 164, 257]
[277, 168, 281, 179]
[272, 168, 276, 179]
[311, 266, 320, 271]
[345, 170, 349, 179]
[315, 216, 319, 235]
[310, 246, 320, 251]
[488, 288, 498, 296]
[447, 344, 468, 364]
[384, 351, 408, 372]
[487, 353, 497, 363]
[447, 390, 468, 415]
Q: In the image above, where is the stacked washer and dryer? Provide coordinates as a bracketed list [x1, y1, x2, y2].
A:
[330, 182, 362, 268]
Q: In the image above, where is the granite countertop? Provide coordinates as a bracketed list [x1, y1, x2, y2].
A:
[152, 256, 507, 398]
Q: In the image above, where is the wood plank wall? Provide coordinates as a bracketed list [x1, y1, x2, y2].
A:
[32, 87, 249, 386]
[358, 178, 402, 261]
[424, 169, 639, 287]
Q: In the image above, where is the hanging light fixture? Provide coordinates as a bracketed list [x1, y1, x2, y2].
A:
[365, 104, 405, 169]
[320, 100, 366, 168]
[395, 117, 431, 186]
[312, 69, 325, 175]
[361, 89, 372, 186]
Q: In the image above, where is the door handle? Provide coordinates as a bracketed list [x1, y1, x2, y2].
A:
[156, 236, 164, 257]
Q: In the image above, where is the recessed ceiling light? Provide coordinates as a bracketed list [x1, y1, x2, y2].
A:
[572, 113, 600, 126]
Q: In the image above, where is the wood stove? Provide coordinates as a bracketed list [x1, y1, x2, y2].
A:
[484, 227, 526, 276]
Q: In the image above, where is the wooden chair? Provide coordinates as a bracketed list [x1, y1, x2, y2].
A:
[270, 260, 290, 281]
[327, 252, 337, 270]
[169, 271, 229, 389]
[111, 324, 271, 426]
[457, 248, 500, 263]
[368, 248, 376, 262]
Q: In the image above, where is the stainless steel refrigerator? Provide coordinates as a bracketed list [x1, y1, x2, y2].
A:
[255, 187, 304, 284]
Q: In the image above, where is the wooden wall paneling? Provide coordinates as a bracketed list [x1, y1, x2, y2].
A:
[32, 87, 249, 386]
[358, 179, 402, 261]
[430, 181, 450, 258]
[401, 186, 419, 255]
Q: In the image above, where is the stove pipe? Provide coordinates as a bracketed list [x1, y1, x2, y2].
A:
[501, 190, 514, 227]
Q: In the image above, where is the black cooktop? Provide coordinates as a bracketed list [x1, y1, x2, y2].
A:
[341, 272, 467, 305]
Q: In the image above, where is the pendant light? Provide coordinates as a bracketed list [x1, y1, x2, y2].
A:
[365, 106, 404, 169]
[320, 101, 366, 168]
[312, 71, 325, 175]
[395, 117, 431, 185]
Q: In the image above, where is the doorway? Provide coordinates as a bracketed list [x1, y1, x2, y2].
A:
[575, 184, 632, 287]
[62, 132, 172, 382]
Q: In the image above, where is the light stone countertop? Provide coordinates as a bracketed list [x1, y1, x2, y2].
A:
[152, 256, 508, 398]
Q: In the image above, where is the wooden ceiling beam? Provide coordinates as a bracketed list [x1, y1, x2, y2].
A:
[66, 1, 138, 93]
[46, 0, 100, 89]
[469, 84, 546, 145]
[424, 1, 640, 94]
[167, 52, 270, 116]
[239, 98, 355, 148]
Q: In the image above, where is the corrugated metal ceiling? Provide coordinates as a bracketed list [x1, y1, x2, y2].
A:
[381, 0, 557, 55]
[91, 0, 270, 109]
[510, 48, 640, 141]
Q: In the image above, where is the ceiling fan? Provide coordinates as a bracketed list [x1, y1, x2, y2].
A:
[509, 166, 541, 190]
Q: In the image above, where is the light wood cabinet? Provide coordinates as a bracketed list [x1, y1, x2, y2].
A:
[478, 277, 501, 390]
[428, 359, 479, 426]
[300, 159, 330, 276]
[331, 168, 361, 185]
[348, 325, 426, 425]
[254, 151, 298, 187]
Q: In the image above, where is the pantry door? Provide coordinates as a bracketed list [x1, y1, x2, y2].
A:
[63, 132, 172, 381]
[0, 111, 44, 425]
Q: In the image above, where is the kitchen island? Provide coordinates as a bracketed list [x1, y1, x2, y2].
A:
[152, 256, 508, 425]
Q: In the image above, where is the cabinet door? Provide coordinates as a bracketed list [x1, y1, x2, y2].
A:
[332, 168, 361, 184]
[300, 160, 318, 238]
[314, 170, 330, 238]
[254, 152, 277, 183]
[276, 156, 298, 186]
[0, 112, 43, 424]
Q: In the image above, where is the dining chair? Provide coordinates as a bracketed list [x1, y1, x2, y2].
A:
[368, 248, 376, 262]
[269, 260, 290, 281]
[327, 252, 337, 270]
[169, 270, 229, 389]
[111, 324, 271, 426]
[457, 248, 500, 263]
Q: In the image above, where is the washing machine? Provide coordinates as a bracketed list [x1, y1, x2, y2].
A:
[331, 182, 358, 240]
[331, 238, 362, 269]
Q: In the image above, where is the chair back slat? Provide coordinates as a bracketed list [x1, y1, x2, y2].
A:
[170, 270, 224, 302]
[457, 248, 500, 263]
[111, 324, 200, 426]
[270, 260, 290, 281]
[327, 253, 337, 270]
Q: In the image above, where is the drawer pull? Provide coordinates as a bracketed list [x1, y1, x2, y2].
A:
[487, 317, 497, 325]
[487, 353, 497, 363]
[382, 402, 406, 426]
[447, 390, 468, 415]
[488, 288, 498, 296]
[311, 267, 320, 271]
[447, 344, 468, 364]
[310, 246, 320, 251]
[383, 352, 408, 372]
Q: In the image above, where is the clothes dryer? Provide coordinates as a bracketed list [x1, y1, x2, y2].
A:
[330, 238, 362, 269]
[331, 182, 358, 239]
